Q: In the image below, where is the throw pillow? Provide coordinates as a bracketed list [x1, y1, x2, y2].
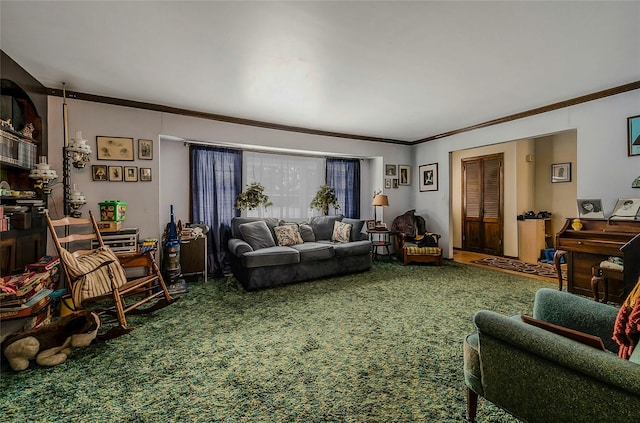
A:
[342, 218, 364, 242]
[332, 221, 352, 243]
[239, 220, 276, 250]
[274, 225, 304, 246]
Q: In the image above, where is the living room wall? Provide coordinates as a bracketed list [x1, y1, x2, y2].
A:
[414, 89, 640, 259]
[46, 97, 413, 247]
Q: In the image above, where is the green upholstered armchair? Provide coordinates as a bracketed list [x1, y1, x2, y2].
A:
[463, 288, 640, 422]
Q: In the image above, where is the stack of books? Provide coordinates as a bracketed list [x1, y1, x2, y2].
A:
[24, 255, 60, 290]
[0, 271, 54, 337]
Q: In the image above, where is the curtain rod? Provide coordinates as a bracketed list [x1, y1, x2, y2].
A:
[181, 139, 366, 161]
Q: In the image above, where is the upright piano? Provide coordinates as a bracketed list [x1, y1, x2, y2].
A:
[555, 218, 640, 304]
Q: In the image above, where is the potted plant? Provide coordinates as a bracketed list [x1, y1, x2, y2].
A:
[235, 182, 273, 211]
[310, 185, 340, 216]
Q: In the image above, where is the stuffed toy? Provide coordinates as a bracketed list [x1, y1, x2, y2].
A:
[2, 310, 100, 371]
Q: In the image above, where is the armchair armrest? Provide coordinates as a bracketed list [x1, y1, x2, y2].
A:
[228, 238, 253, 256]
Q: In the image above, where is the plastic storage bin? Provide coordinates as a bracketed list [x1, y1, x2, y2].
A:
[99, 200, 127, 222]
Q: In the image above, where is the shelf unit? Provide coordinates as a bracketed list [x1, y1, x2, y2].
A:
[1, 52, 49, 276]
[518, 218, 551, 264]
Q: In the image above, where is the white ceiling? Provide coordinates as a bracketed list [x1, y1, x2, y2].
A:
[1, 1, 639, 143]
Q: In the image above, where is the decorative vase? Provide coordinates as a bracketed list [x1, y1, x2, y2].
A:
[571, 218, 583, 231]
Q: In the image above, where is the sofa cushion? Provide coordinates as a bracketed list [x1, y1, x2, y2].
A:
[231, 217, 280, 240]
[299, 224, 315, 242]
[342, 218, 365, 241]
[310, 215, 343, 240]
[289, 242, 335, 262]
[332, 221, 352, 243]
[239, 221, 276, 250]
[242, 246, 299, 268]
[274, 224, 304, 246]
[331, 240, 372, 257]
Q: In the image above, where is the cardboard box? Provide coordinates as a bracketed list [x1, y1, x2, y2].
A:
[97, 221, 122, 232]
[99, 200, 127, 221]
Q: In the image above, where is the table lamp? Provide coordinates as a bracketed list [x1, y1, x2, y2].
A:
[372, 194, 389, 224]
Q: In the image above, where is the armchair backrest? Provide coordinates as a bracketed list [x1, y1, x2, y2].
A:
[391, 209, 427, 237]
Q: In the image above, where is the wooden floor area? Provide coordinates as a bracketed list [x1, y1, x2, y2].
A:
[452, 249, 560, 284]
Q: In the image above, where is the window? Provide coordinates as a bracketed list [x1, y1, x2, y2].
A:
[243, 152, 324, 219]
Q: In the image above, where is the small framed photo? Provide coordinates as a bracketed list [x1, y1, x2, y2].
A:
[140, 167, 152, 182]
[124, 166, 138, 182]
[138, 139, 153, 160]
[611, 198, 640, 219]
[628, 115, 640, 156]
[92, 165, 107, 181]
[392, 178, 399, 189]
[398, 165, 411, 186]
[419, 163, 438, 192]
[108, 166, 123, 182]
[577, 199, 605, 219]
[96, 136, 134, 161]
[551, 162, 571, 183]
[385, 164, 397, 177]
[365, 220, 376, 231]
[385, 179, 392, 189]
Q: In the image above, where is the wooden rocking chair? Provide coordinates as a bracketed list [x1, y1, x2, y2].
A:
[45, 210, 178, 339]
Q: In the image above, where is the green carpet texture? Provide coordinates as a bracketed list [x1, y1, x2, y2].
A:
[1, 260, 553, 422]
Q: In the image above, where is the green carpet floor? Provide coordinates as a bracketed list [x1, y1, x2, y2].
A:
[1, 260, 553, 422]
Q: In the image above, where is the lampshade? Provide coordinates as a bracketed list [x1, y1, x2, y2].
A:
[372, 194, 389, 207]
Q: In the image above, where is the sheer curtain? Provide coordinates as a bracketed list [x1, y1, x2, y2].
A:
[327, 158, 360, 218]
[190, 146, 242, 277]
[243, 152, 324, 219]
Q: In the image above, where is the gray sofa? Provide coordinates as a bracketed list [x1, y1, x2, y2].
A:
[463, 288, 640, 422]
[228, 215, 372, 290]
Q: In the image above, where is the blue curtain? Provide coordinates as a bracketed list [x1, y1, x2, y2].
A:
[326, 158, 360, 218]
[190, 146, 242, 277]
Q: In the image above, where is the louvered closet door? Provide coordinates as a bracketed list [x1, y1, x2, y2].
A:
[462, 154, 503, 256]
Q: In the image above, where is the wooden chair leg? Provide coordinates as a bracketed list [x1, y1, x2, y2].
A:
[466, 387, 478, 423]
[554, 250, 567, 290]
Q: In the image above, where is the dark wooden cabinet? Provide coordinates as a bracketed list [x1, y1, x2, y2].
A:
[556, 218, 640, 303]
[1, 50, 48, 276]
[180, 237, 207, 281]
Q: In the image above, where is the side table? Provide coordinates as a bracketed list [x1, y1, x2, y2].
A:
[367, 230, 396, 261]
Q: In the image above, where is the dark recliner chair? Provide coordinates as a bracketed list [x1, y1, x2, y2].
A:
[391, 210, 443, 265]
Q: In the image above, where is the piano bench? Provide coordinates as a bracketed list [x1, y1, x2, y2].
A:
[590, 265, 623, 303]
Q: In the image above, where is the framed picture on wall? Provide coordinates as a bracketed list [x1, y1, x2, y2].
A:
[92, 165, 107, 181]
[385, 164, 397, 177]
[551, 162, 571, 183]
[392, 178, 399, 189]
[385, 178, 392, 189]
[398, 165, 410, 185]
[140, 167, 152, 182]
[96, 136, 134, 161]
[419, 163, 438, 192]
[124, 166, 138, 182]
[138, 139, 153, 160]
[108, 166, 123, 182]
[628, 115, 640, 156]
